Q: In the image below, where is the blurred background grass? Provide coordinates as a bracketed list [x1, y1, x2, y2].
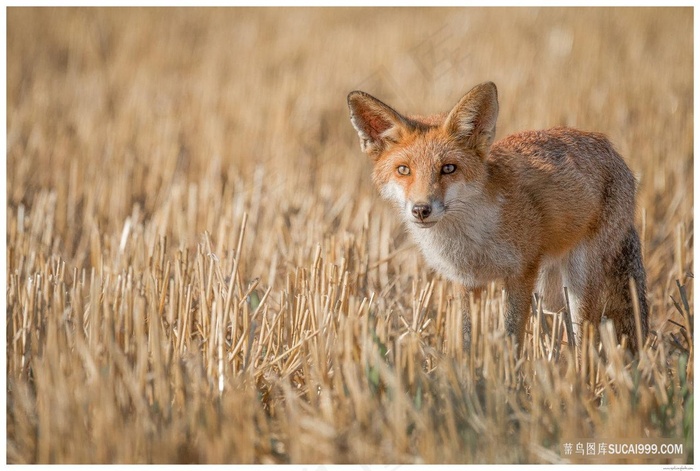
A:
[7, 7, 692, 278]
[6, 7, 693, 464]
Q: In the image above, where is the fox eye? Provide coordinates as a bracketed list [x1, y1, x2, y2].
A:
[397, 165, 411, 176]
[441, 164, 456, 174]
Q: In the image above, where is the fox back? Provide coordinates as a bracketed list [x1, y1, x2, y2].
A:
[347, 82, 648, 353]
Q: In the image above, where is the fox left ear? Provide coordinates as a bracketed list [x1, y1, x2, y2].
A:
[444, 81, 499, 155]
[347, 91, 410, 158]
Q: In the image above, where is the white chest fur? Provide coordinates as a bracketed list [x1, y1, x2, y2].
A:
[405, 188, 521, 287]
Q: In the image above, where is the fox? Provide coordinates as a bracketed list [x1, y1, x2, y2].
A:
[347, 81, 648, 354]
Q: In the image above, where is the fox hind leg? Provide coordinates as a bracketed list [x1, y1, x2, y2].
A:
[604, 227, 649, 352]
[536, 258, 565, 311]
[561, 228, 648, 353]
[561, 243, 604, 348]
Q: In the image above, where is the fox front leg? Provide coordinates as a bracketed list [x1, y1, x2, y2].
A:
[503, 271, 537, 354]
[460, 286, 485, 354]
[463, 303, 472, 353]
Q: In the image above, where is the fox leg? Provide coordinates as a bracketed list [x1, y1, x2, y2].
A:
[603, 227, 649, 353]
[504, 268, 538, 352]
[562, 243, 604, 348]
[460, 286, 485, 353]
[564, 229, 648, 353]
[536, 258, 565, 310]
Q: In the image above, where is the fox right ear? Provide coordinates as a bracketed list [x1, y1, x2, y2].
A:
[347, 91, 409, 158]
[444, 81, 499, 156]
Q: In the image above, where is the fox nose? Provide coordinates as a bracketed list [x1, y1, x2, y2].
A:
[412, 203, 432, 220]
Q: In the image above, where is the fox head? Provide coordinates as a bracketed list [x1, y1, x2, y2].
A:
[347, 82, 499, 228]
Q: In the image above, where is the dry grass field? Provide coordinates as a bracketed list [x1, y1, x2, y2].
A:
[6, 7, 693, 464]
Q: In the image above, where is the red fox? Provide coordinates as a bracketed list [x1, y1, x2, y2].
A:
[347, 82, 648, 353]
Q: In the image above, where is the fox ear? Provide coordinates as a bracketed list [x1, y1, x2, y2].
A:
[444, 81, 499, 154]
[347, 91, 409, 157]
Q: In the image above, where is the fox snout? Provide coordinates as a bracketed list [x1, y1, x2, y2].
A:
[412, 203, 432, 220]
[409, 199, 444, 228]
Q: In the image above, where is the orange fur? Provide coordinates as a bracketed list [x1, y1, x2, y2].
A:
[348, 82, 648, 353]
